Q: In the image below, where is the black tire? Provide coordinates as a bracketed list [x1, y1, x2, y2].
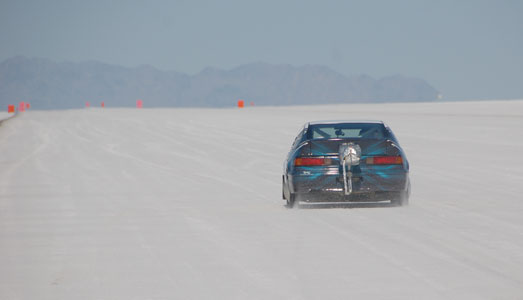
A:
[392, 181, 410, 206]
[392, 191, 409, 206]
[282, 175, 288, 200]
[286, 194, 297, 208]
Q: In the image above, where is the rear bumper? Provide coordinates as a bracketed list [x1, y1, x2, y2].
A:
[289, 169, 409, 199]
[296, 190, 402, 203]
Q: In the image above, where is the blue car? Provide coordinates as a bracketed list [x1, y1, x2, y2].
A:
[282, 121, 410, 207]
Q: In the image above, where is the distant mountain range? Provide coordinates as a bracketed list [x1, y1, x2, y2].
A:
[0, 56, 440, 109]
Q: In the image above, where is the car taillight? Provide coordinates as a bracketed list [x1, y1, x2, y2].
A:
[366, 156, 403, 165]
[295, 157, 325, 166]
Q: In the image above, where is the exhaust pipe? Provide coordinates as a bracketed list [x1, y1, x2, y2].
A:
[339, 143, 361, 195]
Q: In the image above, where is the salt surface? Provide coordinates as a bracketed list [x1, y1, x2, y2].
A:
[1, 101, 522, 299]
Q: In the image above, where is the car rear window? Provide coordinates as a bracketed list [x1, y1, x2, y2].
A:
[307, 123, 386, 140]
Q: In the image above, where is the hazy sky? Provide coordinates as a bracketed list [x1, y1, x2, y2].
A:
[1, 0, 522, 100]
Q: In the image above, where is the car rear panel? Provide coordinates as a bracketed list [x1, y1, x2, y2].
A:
[288, 138, 408, 199]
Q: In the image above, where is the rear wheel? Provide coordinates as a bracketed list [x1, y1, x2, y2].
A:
[392, 181, 410, 206]
[286, 194, 297, 208]
[391, 191, 409, 206]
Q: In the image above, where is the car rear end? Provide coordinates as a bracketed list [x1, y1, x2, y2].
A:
[285, 121, 409, 204]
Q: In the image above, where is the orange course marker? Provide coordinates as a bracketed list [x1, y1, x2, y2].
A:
[18, 101, 25, 112]
[8, 105, 15, 113]
[101, 102, 105, 108]
[237, 99, 244, 108]
[26, 103, 30, 109]
[86, 101, 90, 108]
[136, 99, 143, 108]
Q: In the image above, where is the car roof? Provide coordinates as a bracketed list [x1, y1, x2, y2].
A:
[307, 120, 384, 126]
